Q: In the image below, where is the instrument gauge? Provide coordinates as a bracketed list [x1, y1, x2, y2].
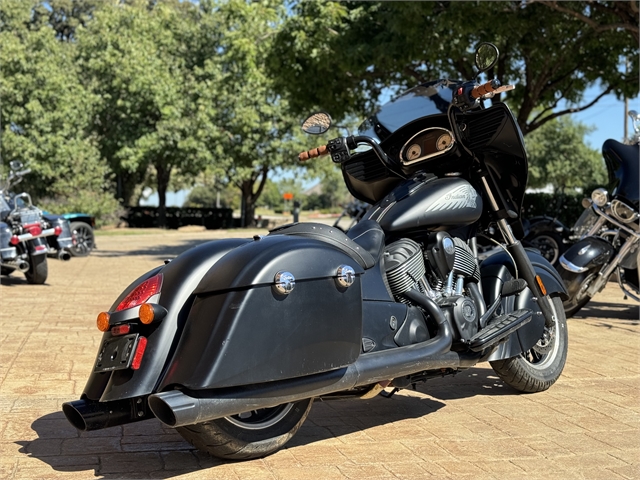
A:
[406, 144, 422, 161]
[436, 133, 453, 151]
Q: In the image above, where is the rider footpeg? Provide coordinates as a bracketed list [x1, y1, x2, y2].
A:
[468, 309, 532, 352]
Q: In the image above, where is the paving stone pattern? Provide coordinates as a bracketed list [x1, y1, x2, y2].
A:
[1, 229, 638, 479]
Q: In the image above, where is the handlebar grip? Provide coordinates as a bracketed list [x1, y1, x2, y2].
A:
[470, 79, 501, 99]
[298, 145, 328, 162]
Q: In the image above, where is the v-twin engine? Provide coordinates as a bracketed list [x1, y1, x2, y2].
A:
[384, 236, 481, 342]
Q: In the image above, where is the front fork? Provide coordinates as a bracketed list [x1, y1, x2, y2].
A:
[480, 176, 558, 328]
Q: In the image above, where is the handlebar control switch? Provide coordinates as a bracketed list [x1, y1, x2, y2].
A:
[327, 137, 351, 164]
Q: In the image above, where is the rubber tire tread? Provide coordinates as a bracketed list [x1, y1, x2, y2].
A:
[490, 297, 568, 393]
[25, 254, 47, 284]
[175, 398, 313, 460]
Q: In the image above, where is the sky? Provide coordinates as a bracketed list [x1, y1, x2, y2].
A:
[142, 88, 638, 208]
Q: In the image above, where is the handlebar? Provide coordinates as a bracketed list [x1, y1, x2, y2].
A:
[298, 145, 328, 162]
[470, 79, 501, 99]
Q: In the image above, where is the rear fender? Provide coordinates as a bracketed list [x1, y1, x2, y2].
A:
[480, 249, 567, 361]
[84, 238, 251, 402]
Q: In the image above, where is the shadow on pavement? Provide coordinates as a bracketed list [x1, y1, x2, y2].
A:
[18, 371, 514, 477]
[574, 299, 639, 322]
[92, 238, 219, 260]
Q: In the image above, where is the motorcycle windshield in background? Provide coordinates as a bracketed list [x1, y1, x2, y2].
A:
[358, 79, 459, 142]
[0, 196, 10, 219]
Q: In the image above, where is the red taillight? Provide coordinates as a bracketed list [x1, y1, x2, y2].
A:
[111, 324, 131, 336]
[131, 336, 147, 370]
[115, 273, 163, 312]
[54, 226, 62, 235]
[27, 225, 42, 236]
[9, 235, 19, 245]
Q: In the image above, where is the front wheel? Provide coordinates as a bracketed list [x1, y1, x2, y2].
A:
[69, 221, 95, 257]
[527, 232, 563, 265]
[176, 398, 313, 460]
[24, 254, 48, 284]
[490, 296, 567, 393]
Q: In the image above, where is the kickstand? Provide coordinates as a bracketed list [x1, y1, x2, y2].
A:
[380, 388, 399, 399]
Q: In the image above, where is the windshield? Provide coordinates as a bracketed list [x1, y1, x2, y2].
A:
[358, 79, 458, 141]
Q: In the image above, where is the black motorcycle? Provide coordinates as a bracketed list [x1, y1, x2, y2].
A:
[63, 44, 568, 461]
[1, 161, 73, 283]
[558, 111, 639, 317]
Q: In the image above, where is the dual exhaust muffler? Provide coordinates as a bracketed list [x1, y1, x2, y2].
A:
[64, 291, 459, 431]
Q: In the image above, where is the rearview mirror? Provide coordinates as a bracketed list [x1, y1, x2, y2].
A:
[301, 112, 332, 135]
[475, 43, 499, 73]
[9, 160, 23, 171]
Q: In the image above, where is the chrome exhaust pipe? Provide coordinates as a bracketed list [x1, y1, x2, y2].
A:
[58, 249, 71, 261]
[62, 398, 153, 431]
[149, 290, 458, 428]
[17, 260, 29, 273]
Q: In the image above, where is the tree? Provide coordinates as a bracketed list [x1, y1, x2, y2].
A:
[195, 0, 306, 227]
[75, 0, 218, 226]
[0, 0, 119, 220]
[526, 117, 606, 193]
[268, 1, 638, 135]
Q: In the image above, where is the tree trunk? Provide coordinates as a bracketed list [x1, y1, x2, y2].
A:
[156, 163, 172, 229]
[239, 167, 270, 228]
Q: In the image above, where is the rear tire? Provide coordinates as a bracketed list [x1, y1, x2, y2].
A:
[24, 254, 47, 284]
[176, 398, 313, 460]
[490, 296, 567, 393]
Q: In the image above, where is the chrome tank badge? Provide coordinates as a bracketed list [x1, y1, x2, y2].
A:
[426, 184, 478, 212]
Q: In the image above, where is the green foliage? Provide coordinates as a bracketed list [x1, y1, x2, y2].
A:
[523, 192, 585, 227]
[269, 1, 638, 134]
[184, 183, 240, 210]
[0, 0, 119, 221]
[525, 117, 606, 193]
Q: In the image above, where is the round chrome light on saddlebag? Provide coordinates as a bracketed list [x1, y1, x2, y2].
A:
[591, 188, 609, 207]
[336, 265, 356, 288]
[273, 271, 295, 295]
[611, 199, 638, 223]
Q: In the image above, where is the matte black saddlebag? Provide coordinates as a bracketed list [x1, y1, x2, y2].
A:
[160, 235, 365, 390]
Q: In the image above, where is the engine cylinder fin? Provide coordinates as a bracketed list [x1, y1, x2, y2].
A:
[384, 239, 427, 297]
[452, 237, 481, 282]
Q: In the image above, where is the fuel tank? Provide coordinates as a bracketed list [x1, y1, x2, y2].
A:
[377, 177, 483, 232]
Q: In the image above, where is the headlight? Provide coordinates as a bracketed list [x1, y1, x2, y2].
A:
[591, 188, 609, 207]
[611, 199, 638, 223]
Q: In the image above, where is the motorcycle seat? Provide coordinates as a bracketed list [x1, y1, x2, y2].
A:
[346, 219, 385, 263]
[269, 222, 376, 269]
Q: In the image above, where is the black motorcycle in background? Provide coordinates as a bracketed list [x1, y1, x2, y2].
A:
[63, 44, 569, 461]
[1, 161, 73, 284]
[558, 110, 639, 317]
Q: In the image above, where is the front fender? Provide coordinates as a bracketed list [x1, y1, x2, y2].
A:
[83, 237, 251, 402]
[559, 237, 614, 273]
[481, 249, 567, 361]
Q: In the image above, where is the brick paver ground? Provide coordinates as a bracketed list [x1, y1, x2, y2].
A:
[1, 228, 638, 479]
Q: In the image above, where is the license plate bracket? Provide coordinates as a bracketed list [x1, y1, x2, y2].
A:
[94, 333, 139, 372]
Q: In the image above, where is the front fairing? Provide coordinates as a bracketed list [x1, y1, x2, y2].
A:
[358, 79, 459, 142]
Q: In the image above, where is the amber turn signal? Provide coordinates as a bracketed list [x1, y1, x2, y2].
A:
[139, 303, 155, 325]
[535, 275, 547, 296]
[97, 312, 111, 332]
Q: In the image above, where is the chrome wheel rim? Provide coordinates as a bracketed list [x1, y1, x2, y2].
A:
[224, 403, 295, 430]
[522, 299, 561, 369]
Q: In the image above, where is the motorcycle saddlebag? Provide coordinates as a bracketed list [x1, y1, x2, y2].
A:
[159, 234, 365, 391]
[0, 222, 17, 260]
[43, 214, 74, 250]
